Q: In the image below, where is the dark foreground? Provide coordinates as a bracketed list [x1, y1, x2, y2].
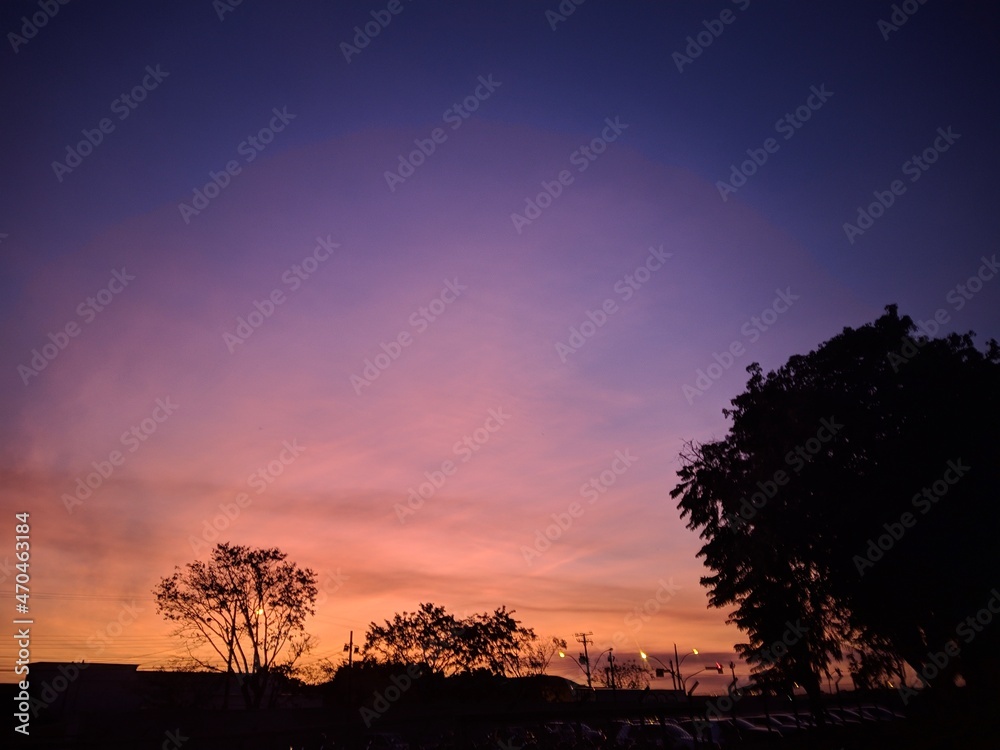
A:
[11, 692, 1000, 750]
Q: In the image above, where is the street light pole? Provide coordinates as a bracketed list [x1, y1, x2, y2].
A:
[608, 648, 618, 695]
[560, 647, 593, 690]
[593, 648, 615, 689]
[674, 644, 699, 692]
[641, 652, 677, 692]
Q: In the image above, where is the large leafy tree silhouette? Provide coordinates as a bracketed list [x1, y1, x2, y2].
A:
[672, 306, 1000, 714]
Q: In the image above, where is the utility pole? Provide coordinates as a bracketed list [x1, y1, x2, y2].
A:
[344, 631, 359, 710]
[345, 630, 356, 668]
[574, 632, 593, 689]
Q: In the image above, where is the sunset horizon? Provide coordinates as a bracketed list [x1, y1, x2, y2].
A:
[3, 3, 999, 747]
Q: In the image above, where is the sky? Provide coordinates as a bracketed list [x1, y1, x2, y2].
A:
[1, 0, 998, 694]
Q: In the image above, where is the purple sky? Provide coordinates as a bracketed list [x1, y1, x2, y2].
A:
[1, 0, 998, 693]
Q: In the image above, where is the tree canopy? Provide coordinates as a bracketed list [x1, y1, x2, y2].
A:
[671, 306, 1000, 712]
[596, 658, 650, 690]
[153, 542, 318, 709]
[361, 602, 552, 677]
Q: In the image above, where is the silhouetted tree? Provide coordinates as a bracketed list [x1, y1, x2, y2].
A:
[597, 658, 650, 689]
[511, 635, 568, 677]
[465, 606, 540, 676]
[672, 306, 1000, 712]
[153, 542, 317, 709]
[362, 602, 539, 677]
[363, 602, 464, 674]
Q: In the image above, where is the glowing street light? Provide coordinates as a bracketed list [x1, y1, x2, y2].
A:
[639, 646, 699, 692]
[674, 644, 699, 691]
[640, 651, 676, 692]
[559, 649, 592, 687]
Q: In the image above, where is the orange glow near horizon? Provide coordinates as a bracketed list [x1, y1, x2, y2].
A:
[2, 119, 882, 693]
